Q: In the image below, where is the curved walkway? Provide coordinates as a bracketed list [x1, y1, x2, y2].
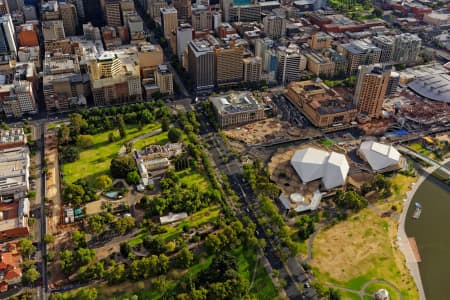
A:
[118, 128, 163, 155]
[326, 278, 403, 300]
[396, 159, 450, 300]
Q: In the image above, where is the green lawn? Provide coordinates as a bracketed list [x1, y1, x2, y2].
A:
[365, 282, 401, 300]
[320, 139, 335, 147]
[338, 290, 362, 300]
[62, 123, 160, 186]
[311, 209, 418, 299]
[409, 143, 431, 156]
[177, 169, 210, 192]
[232, 246, 278, 300]
[133, 131, 168, 150]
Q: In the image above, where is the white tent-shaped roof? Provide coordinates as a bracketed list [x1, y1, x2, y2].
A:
[359, 141, 400, 171]
[323, 152, 350, 190]
[290, 147, 349, 190]
[290, 148, 329, 183]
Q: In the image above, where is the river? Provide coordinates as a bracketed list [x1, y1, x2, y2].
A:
[405, 169, 450, 300]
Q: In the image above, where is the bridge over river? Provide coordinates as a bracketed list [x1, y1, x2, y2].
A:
[397, 145, 450, 179]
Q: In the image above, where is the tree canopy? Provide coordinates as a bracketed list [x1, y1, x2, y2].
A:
[110, 155, 137, 178]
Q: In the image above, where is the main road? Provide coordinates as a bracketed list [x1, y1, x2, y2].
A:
[197, 108, 318, 300]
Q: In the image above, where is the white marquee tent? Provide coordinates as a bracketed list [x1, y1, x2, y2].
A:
[290, 148, 349, 190]
[359, 141, 400, 171]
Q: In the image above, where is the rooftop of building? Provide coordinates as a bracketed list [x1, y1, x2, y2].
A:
[210, 92, 264, 115]
[0, 147, 29, 180]
[44, 54, 79, 75]
[341, 40, 381, 54]
[0, 129, 25, 145]
[305, 50, 333, 64]
[160, 7, 177, 14]
[408, 73, 450, 103]
[189, 39, 214, 54]
[288, 79, 356, 115]
[372, 34, 395, 44]
[157, 64, 171, 74]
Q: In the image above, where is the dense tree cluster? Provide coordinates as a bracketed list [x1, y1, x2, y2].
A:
[185, 252, 250, 300]
[72, 101, 169, 135]
[335, 190, 368, 211]
[296, 214, 319, 241]
[205, 220, 257, 254]
[62, 179, 99, 206]
[243, 161, 280, 199]
[360, 173, 393, 198]
[110, 155, 138, 179]
[145, 170, 221, 216]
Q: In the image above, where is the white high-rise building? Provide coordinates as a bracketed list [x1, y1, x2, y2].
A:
[0, 14, 16, 55]
[392, 33, 422, 66]
[177, 23, 193, 63]
[277, 44, 306, 84]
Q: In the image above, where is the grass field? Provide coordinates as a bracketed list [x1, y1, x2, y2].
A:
[311, 209, 418, 299]
[365, 282, 401, 300]
[133, 131, 168, 150]
[62, 123, 160, 185]
[320, 139, 335, 147]
[409, 143, 431, 156]
[232, 246, 278, 300]
[338, 290, 361, 300]
[177, 169, 210, 192]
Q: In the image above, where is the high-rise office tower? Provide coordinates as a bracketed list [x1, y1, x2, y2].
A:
[120, 0, 135, 25]
[187, 39, 215, 90]
[372, 35, 394, 64]
[148, 0, 167, 19]
[277, 44, 306, 84]
[23, 5, 37, 21]
[6, 0, 22, 12]
[191, 5, 212, 31]
[243, 56, 262, 83]
[173, 0, 191, 21]
[392, 33, 421, 66]
[59, 2, 78, 36]
[339, 40, 381, 75]
[263, 15, 286, 39]
[255, 37, 273, 71]
[215, 41, 244, 87]
[104, 0, 122, 27]
[0, 14, 16, 55]
[154, 64, 174, 95]
[354, 64, 390, 119]
[0, 0, 9, 15]
[308, 32, 332, 50]
[69, 0, 85, 20]
[229, 4, 261, 22]
[82, 0, 103, 26]
[160, 7, 177, 39]
[385, 71, 399, 98]
[177, 23, 193, 63]
[220, 0, 232, 22]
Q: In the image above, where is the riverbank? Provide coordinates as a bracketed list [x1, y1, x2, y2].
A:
[397, 158, 450, 300]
